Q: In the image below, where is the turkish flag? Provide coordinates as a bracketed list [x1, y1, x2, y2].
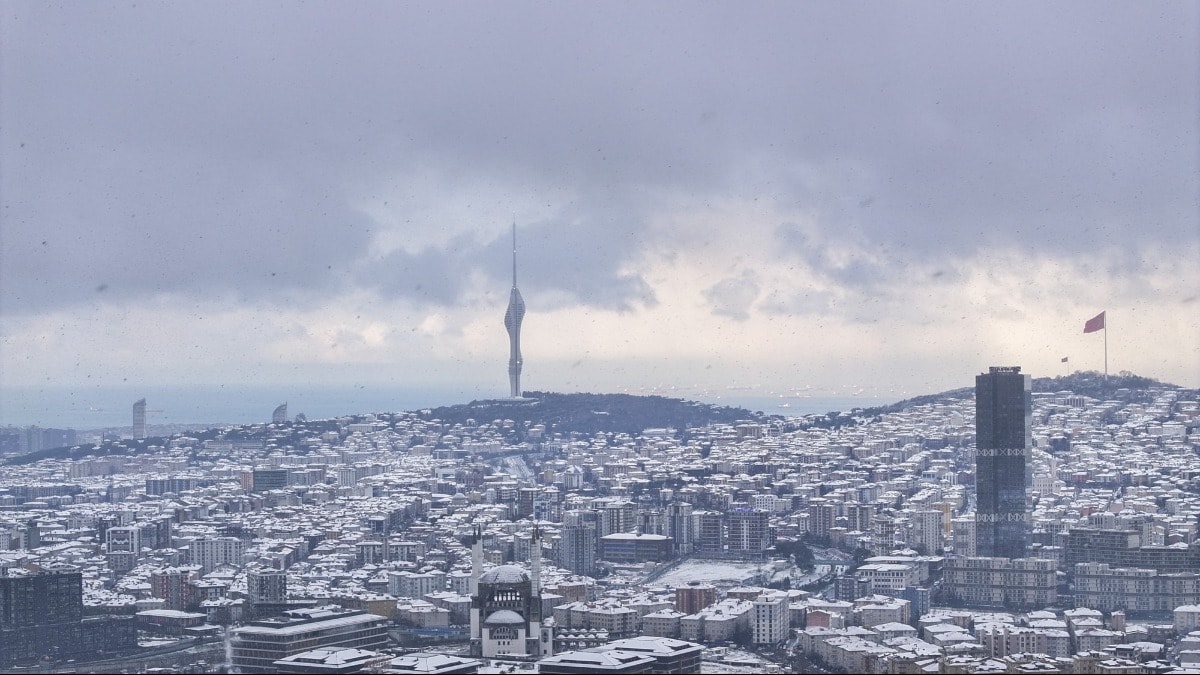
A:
[1084, 311, 1105, 334]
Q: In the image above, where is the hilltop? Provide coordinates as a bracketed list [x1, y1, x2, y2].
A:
[865, 370, 1187, 416]
[418, 391, 765, 438]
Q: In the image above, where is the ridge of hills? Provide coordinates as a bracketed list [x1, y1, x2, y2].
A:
[4, 371, 1190, 466]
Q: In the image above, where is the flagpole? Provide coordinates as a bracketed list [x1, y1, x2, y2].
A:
[1084, 311, 1108, 382]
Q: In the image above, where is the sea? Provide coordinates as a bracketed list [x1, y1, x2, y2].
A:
[0, 383, 894, 431]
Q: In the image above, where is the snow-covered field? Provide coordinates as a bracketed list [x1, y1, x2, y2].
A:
[653, 559, 768, 586]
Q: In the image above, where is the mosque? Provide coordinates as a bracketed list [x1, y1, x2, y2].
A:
[469, 524, 553, 659]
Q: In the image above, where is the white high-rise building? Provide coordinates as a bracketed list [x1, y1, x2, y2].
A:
[190, 536, 245, 573]
[751, 591, 789, 644]
[908, 510, 945, 555]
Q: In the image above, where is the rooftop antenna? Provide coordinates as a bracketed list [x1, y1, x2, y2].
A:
[511, 220, 518, 287]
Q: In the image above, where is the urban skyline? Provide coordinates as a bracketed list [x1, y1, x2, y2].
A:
[2, 4, 1199, 673]
[0, 363, 1196, 673]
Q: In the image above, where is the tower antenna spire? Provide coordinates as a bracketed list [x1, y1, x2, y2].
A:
[512, 220, 518, 287]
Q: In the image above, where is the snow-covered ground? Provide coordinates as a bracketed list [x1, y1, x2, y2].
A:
[700, 648, 789, 674]
[653, 559, 770, 587]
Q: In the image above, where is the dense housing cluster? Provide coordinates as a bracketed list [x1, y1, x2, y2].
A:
[0, 381, 1197, 673]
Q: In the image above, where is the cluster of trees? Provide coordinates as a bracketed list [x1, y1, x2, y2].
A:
[1031, 370, 1181, 400]
[423, 391, 764, 438]
[861, 370, 1182, 419]
[772, 537, 816, 568]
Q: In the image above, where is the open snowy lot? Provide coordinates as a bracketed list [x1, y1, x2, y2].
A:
[653, 559, 769, 587]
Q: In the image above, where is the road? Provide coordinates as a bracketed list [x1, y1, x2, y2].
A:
[499, 455, 535, 482]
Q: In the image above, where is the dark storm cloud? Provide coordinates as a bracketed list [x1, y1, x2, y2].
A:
[2, 2, 1196, 315]
[2, 145, 373, 310]
[773, 223, 894, 290]
[362, 212, 659, 312]
[703, 271, 761, 321]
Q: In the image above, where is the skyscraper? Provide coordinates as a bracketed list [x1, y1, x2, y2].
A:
[132, 398, 146, 440]
[974, 366, 1032, 559]
[503, 223, 526, 398]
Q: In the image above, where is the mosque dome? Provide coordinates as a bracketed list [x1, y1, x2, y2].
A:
[484, 609, 525, 625]
[479, 564, 530, 585]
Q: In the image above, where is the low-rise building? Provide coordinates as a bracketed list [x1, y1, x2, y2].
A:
[592, 636, 704, 674]
[641, 609, 683, 638]
[538, 649, 656, 674]
[1074, 563, 1200, 612]
[231, 606, 389, 674]
[598, 534, 673, 563]
[136, 609, 207, 636]
[273, 647, 391, 674]
[680, 599, 752, 643]
[1176, 605, 1200, 633]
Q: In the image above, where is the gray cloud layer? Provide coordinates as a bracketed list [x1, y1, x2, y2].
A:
[3, 2, 1197, 317]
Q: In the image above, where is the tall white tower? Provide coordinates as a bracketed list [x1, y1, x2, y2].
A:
[504, 223, 526, 398]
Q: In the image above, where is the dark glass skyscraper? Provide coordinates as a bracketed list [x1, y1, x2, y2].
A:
[975, 366, 1032, 559]
[504, 223, 525, 398]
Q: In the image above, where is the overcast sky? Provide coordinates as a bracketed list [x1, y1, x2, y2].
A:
[2, 2, 1198, 410]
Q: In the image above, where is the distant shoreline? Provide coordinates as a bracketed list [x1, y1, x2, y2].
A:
[1, 383, 892, 430]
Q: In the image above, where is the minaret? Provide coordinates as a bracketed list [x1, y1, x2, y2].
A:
[504, 223, 526, 398]
[470, 525, 482, 644]
[530, 523, 541, 593]
[529, 523, 548, 656]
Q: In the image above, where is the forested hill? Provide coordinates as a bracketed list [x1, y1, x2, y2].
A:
[1030, 371, 1181, 398]
[867, 370, 1186, 415]
[419, 391, 764, 436]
